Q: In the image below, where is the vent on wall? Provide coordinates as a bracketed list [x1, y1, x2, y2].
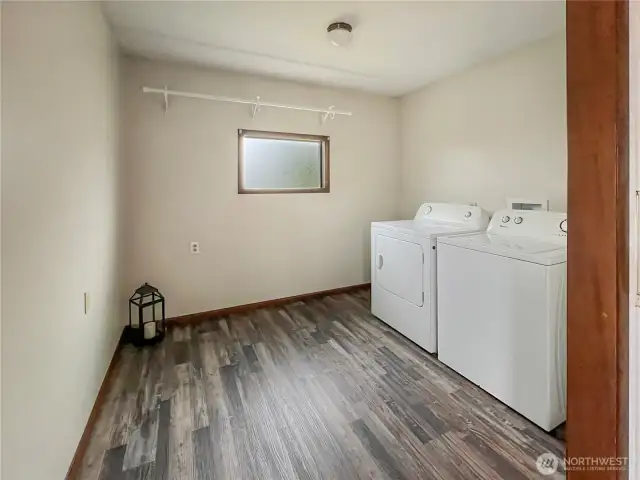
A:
[506, 197, 549, 211]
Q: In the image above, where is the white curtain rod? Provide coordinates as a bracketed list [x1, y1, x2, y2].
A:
[141, 86, 352, 121]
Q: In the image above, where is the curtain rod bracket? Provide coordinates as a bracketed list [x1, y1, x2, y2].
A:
[163, 85, 169, 114]
[251, 96, 261, 119]
[321, 106, 335, 125]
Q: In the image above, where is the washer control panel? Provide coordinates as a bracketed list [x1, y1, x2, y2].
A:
[488, 209, 567, 241]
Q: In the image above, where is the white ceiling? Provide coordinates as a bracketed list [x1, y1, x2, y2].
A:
[103, 1, 565, 97]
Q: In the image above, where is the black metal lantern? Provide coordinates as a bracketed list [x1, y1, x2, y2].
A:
[127, 283, 165, 347]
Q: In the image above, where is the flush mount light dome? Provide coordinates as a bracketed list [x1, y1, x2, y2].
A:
[327, 22, 353, 47]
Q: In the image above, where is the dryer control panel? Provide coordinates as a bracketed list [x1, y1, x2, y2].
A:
[414, 203, 489, 230]
[488, 209, 567, 242]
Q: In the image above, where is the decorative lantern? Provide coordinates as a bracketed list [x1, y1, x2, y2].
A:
[127, 283, 165, 347]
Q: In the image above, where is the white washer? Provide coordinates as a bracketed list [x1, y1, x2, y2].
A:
[371, 203, 489, 353]
[437, 209, 567, 431]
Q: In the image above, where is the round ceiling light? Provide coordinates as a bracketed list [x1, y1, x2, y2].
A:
[327, 22, 353, 47]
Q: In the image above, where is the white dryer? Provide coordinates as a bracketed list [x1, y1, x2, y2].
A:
[371, 203, 489, 353]
[437, 209, 567, 431]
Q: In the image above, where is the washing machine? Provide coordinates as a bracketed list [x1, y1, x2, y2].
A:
[371, 203, 489, 353]
[437, 209, 567, 431]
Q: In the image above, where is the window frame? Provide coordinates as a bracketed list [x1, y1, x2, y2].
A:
[237, 129, 331, 194]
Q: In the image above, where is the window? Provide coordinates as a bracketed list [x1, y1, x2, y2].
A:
[238, 129, 330, 194]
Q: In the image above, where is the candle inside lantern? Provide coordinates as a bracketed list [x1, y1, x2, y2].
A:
[144, 322, 156, 340]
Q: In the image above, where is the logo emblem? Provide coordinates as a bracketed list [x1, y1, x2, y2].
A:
[536, 453, 560, 475]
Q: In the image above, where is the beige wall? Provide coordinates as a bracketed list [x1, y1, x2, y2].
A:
[121, 57, 400, 318]
[400, 34, 567, 216]
[1, 3, 121, 479]
[0, 3, 3, 474]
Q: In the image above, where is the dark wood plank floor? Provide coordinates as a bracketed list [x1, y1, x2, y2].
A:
[79, 290, 565, 479]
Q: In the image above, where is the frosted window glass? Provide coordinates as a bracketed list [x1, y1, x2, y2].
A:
[241, 136, 325, 191]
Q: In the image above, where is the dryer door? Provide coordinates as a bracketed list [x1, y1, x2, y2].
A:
[374, 234, 424, 306]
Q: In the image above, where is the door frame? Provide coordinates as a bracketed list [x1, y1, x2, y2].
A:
[628, 2, 639, 478]
[566, 1, 630, 478]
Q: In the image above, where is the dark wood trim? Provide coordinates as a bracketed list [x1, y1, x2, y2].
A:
[239, 129, 330, 143]
[65, 335, 124, 480]
[167, 283, 370, 326]
[616, 0, 637, 468]
[566, 0, 629, 477]
[237, 129, 330, 194]
[615, 1, 631, 469]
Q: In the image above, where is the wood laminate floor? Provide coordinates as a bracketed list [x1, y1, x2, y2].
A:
[79, 290, 565, 480]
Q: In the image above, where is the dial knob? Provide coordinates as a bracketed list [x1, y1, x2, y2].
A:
[464, 212, 472, 218]
[560, 219, 567, 233]
[502, 216, 511, 223]
[514, 217, 523, 224]
[424, 206, 432, 215]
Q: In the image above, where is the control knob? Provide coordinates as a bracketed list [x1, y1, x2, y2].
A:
[560, 219, 567, 233]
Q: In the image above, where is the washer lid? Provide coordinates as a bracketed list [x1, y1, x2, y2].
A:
[371, 220, 482, 239]
[438, 233, 566, 265]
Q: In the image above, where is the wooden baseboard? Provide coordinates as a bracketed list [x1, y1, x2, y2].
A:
[65, 333, 125, 480]
[167, 283, 371, 326]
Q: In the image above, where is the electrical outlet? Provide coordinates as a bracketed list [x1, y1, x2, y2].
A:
[84, 292, 90, 314]
[190, 241, 200, 254]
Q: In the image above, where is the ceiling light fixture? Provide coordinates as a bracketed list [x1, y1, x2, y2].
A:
[327, 22, 353, 47]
